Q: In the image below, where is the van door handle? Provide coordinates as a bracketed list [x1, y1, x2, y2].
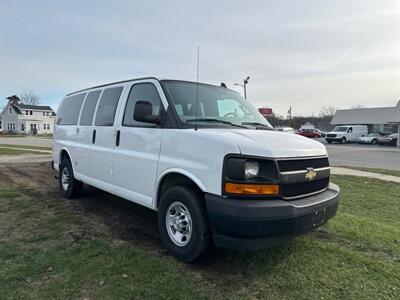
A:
[92, 129, 96, 144]
[116, 130, 120, 147]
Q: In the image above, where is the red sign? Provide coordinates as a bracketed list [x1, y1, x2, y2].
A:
[258, 108, 272, 116]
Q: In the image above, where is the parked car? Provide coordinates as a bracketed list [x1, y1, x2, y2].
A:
[296, 129, 322, 138]
[275, 126, 294, 133]
[53, 77, 340, 262]
[377, 133, 399, 146]
[358, 133, 380, 145]
[315, 128, 326, 137]
[325, 125, 368, 144]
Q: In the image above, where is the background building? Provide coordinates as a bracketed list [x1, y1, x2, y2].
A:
[330, 102, 400, 135]
[0, 102, 56, 134]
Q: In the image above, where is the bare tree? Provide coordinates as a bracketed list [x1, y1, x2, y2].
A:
[319, 106, 336, 118]
[20, 90, 41, 105]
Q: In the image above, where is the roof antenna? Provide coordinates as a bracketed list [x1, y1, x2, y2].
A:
[195, 45, 200, 131]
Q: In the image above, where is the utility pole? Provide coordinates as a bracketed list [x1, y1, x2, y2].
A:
[235, 76, 250, 99]
[287, 106, 292, 120]
[287, 106, 292, 127]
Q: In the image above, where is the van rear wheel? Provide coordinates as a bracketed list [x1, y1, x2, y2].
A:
[59, 158, 82, 198]
[158, 185, 211, 262]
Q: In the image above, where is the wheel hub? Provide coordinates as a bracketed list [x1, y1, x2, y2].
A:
[166, 201, 192, 247]
[61, 167, 70, 191]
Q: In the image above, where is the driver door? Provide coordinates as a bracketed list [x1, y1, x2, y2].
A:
[112, 80, 167, 208]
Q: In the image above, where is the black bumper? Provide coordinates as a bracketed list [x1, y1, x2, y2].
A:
[205, 183, 339, 250]
[325, 137, 341, 142]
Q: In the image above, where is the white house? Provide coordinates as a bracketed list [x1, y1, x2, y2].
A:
[0, 102, 56, 134]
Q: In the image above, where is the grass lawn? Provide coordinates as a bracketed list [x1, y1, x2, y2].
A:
[0, 175, 399, 299]
[0, 144, 52, 151]
[339, 166, 400, 178]
[0, 148, 49, 155]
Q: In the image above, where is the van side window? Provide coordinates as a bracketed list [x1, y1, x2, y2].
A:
[79, 90, 101, 126]
[122, 83, 162, 127]
[94, 86, 123, 126]
[57, 93, 86, 125]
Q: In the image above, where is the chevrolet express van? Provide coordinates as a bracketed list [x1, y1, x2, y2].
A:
[325, 125, 368, 144]
[53, 77, 340, 262]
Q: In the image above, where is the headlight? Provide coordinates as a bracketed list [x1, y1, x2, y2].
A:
[223, 155, 280, 196]
[244, 161, 259, 178]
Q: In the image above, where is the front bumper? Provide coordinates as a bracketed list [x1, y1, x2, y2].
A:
[205, 183, 339, 250]
[325, 137, 342, 142]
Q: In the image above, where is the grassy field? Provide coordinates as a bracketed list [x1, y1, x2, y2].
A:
[0, 175, 399, 299]
[0, 144, 52, 151]
[339, 166, 400, 177]
[0, 148, 49, 155]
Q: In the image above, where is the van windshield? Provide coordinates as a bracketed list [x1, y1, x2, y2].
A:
[333, 126, 348, 132]
[162, 80, 273, 129]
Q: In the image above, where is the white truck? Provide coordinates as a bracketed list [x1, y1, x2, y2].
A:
[53, 77, 340, 262]
[325, 125, 368, 144]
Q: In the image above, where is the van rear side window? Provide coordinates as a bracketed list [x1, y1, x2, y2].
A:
[79, 90, 101, 126]
[57, 93, 86, 125]
[94, 86, 123, 126]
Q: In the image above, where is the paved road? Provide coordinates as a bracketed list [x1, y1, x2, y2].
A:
[321, 140, 400, 171]
[1, 136, 399, 170]
[0, 137, 52, 148]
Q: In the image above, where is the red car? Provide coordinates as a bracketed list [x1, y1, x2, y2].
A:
[296, 129, 322, 138]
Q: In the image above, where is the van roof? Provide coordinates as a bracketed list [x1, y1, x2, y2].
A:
[66, 77, 234, 97]
[66, 76, 159, 96]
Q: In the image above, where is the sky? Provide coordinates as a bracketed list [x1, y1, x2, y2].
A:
[1, 0, 399, 117]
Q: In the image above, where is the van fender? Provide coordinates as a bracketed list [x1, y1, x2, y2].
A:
[58, 147, 75, 174]
[153, 168, 207, 210]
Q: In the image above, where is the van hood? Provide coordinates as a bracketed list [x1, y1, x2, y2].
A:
[199, 129, 327, 158]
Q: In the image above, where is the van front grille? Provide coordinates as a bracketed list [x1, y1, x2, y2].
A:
[327, 134, 337, 138]
[281, 177, 330, 198]
[277, 157, 329, 172]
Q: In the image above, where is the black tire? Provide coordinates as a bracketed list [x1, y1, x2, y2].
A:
[327, 140, 332, 144]
[158, 185, 211, 262]
[59, 158, 82, 198]
[371, 139, 377, 145]
[341, 137, 346, 144]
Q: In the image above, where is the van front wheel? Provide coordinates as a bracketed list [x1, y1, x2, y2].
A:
[158, 186, 210, 262]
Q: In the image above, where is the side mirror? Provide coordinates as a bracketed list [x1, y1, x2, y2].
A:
[134, 101, 161, 124]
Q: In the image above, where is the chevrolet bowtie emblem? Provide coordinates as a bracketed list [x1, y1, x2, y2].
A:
[305, 167, 317, 181]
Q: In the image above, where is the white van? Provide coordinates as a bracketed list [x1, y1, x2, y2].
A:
[53, 77, 339, 262]
[325, 125, 368, 144]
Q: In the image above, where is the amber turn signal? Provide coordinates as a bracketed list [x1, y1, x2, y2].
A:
[225, 183, 280, 195]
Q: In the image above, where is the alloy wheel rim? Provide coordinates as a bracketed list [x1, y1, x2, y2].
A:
[61, 167, 70, 191]
[165, 201, 192, 247]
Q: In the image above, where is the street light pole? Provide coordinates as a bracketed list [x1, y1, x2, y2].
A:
[243, 76, 249, 99]
[235, 76, 250, 99]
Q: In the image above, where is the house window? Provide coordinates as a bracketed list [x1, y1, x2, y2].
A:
[25, 110, 29, 115]
[30, 111, 33, 115]
[46, 112, 50, 116]
[43, 112, 45, 116]
[21, 124, 25, 131]
[9, 107, 12, 114]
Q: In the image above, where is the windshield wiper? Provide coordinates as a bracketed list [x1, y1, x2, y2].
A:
[241, 122, 274, 130]
[186, 118, 248, 128]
